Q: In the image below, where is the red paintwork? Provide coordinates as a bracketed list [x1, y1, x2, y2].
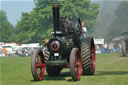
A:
[50, 41, 60, 51]
[91, 47, 96, 72]
[35, 50, 46, 80]
[73, 49, 82, 80]
[66, 64, 70, 67]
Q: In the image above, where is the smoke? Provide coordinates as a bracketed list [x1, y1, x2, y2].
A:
[92, 0, 120, 41]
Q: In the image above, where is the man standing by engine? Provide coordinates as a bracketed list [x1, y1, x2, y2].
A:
[65, 17, 73, 34]
[81, 22, 87, 39]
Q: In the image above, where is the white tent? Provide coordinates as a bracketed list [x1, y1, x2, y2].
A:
[20, 43, 40, 48]
[21, 44, 30, 48]
[94, 39, 104, 45]
[28, 43, 40, 47]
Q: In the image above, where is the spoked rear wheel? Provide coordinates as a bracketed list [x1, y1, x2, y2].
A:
[81, 37, 96, 75]
[31, 49, 46, 81]
[70, 48, 82, 81]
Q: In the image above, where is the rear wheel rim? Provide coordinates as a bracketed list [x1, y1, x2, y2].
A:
[35, 50, 45, 80]
[73, 49, 82, 80]
[91, 47, 96, 72]
[75, 55, 82, 80]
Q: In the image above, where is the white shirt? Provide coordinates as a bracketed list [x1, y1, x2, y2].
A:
[82, 27, 87, 32]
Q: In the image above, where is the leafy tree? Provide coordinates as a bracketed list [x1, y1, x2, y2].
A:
[34, 0, 99, 31]
[0, 10, 14, 42]
[15, 0, 99, 43]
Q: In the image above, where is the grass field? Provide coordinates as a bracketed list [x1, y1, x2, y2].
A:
[0, 53, 128, 85]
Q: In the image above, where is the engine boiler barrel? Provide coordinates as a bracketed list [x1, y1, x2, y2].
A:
[52, 3, 60, 33]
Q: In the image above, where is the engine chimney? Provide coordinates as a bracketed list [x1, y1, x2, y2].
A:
[52, 3, 60, 35]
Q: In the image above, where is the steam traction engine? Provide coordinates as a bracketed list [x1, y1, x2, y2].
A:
[31, 3, 96, 81]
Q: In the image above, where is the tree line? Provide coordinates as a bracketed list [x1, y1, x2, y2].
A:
[0, 0, 99, 44]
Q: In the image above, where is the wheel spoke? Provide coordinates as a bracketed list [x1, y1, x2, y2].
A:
[76, 57, 82, 80]
[74, 61, 77, 67]
[37, 62, 45, 67]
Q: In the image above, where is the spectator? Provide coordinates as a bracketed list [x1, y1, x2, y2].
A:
[65, 17, 73, 34]
[2, 48, 8, 56]
[81, 22, 87, 39]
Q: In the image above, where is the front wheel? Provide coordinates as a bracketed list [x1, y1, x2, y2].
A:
[31, 49, 46, 81]
[70, 48, 82, 81]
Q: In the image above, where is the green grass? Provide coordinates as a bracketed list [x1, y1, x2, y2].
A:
[0, 53, 128, 85]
